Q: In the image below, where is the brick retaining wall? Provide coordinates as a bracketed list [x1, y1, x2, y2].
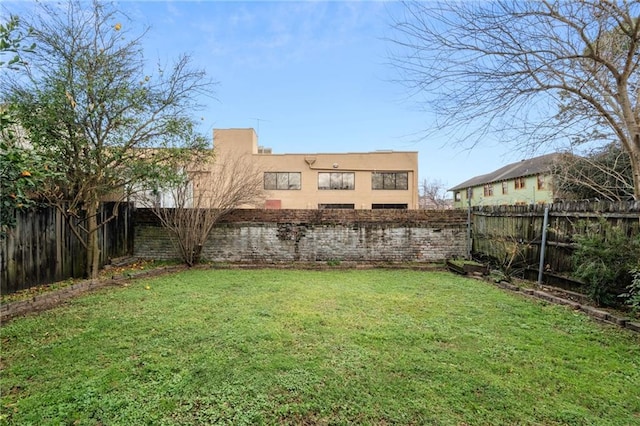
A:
[134, 209, 468, 263]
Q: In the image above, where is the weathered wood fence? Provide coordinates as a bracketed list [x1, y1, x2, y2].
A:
[472, 201, 640, 275]
[1, 202, 133, 293]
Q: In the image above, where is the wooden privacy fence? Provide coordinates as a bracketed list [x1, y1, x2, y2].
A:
[471, 201, 640, 275]
[1, 202, 133, 293]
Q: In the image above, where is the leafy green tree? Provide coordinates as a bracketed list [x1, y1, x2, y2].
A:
[0, 132, 48, 235]
[0, 14, 42, 235]
[3, 1, 214, 278]
[390, 1, 640, 199]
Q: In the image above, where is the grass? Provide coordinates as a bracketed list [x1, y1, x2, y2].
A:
[1, 269, 639, 425]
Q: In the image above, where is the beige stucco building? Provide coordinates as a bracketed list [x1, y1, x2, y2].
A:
[209, 128, 419, 209]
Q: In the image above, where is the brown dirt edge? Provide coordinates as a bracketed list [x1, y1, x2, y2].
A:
[0, 265, 187, 323]
[490, 280, 640, 334]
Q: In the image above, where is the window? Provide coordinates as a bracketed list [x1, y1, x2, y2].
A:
[372, 172, 408, 190]
[537, 174, 546, 190]
[264, 172, 301, 190]
[483, 184, 494, 197]
[514, 177, 525, 190]
[318, 172, 354, 190]
[318, 203, 354, 209]
[455, 192, 462, 202]
[502, 182, 508, 194]
[372, 204, 408, 209]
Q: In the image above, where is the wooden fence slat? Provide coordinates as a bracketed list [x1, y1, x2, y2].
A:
[471, 200, 640, 274]
[1, 202, 133, 293]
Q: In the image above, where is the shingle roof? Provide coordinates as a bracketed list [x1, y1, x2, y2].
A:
[448, 153, 563, 191]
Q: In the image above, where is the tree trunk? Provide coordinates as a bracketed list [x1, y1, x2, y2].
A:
[85, 198, 101, 279]
[632, 149, 640, 202]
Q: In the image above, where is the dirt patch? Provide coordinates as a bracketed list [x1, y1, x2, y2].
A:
[1, 263, 186, 323]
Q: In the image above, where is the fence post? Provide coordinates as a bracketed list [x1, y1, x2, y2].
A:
[537, 205, 550, 287]
[467, 188, 472, 260]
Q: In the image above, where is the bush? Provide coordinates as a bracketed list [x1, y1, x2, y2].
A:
[572, 219, 640, 306]
[620, 268, 640, 315]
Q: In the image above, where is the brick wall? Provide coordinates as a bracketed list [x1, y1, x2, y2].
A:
[134, 209, 467, 263]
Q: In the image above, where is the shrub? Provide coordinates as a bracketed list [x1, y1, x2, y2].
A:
[572, 219, 640, 306]
[327, 258, 342, 267]
[620, 268, 640, 315]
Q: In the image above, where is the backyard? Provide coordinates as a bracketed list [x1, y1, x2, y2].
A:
[1, 268, 639, 425]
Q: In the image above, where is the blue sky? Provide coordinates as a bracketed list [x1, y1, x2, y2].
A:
[4, 1, 535, 191]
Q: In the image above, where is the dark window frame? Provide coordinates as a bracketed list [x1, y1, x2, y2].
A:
[318, 172, 355, 190]
[264, 172, 301, 190]
[318, 203, 355, 209]
[372, 172, 409, 190]
[371, 203, 408, 209]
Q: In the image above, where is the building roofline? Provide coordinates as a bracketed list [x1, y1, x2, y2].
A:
[448, 153, 566, 191]
[258, 150, 419, 156]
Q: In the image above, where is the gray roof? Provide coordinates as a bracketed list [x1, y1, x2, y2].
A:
[448, 153, 563, 191]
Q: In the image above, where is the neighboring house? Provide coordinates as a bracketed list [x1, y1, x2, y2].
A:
[209, 128, 419, 209]
[449, 153, 563, 208]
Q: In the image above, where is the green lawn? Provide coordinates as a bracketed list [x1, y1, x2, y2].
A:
[1, 269, 639, 425]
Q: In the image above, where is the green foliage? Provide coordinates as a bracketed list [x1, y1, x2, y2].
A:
[2, 1, 214, 277]
[620, 268, 640, 315]
[572, 219, 640, 306]
[0, 140, 39, 232]
[0, 15, 35, 69]
[1, 270, 639, 424]
[0, 15, 42, 235]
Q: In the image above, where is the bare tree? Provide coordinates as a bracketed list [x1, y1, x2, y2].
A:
[389, 1, 640, 199]
[149, 149, 265, 267]
[553, 144, 634, 201]
[419, 178, 450, 209]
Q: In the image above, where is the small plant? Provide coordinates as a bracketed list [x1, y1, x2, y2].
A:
[326, 258, 341, 267]
[572, 219, 640, 306]
[485, 236, 531, 282]
[620, 268, 640, 315]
